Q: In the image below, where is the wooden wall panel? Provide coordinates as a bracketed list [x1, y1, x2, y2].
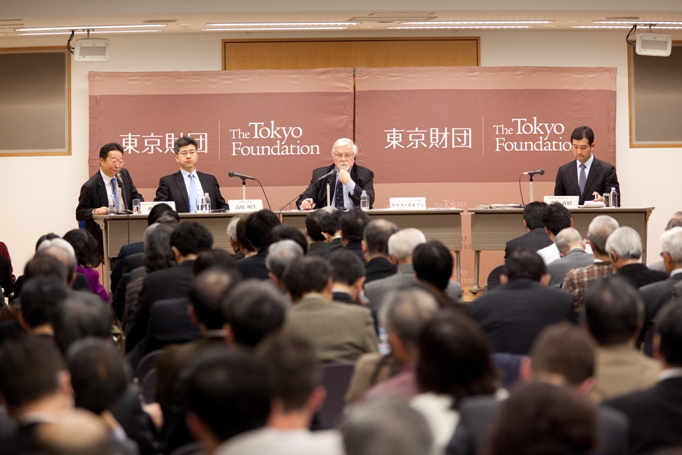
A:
[351, 39, 479, 67]
[224, 41, 352, 70]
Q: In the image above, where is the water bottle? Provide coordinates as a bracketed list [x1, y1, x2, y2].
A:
[197, 194, 205, 213]
[108, 196, 116, 214]
[609, 187, 618, 208]
[204, 193, 211, 212]
[360, 190, 369, 211]
[603, 192, 610, 207]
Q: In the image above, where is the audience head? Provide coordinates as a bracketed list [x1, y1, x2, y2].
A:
[305, 210, 327, 242]
[226, 216, 240, 243]
[222, 280, 287, 347]
[190, 267, 241, 330]
[522, 201, 549, 230]
[282, 256, 332, 301]
[380, 288, 439, 360]
[555, 227, 584, 256]
[502, 247, 547, 283]
[660, 226, 682, 271]
[587, 215, 619, 256]
[655, 301, 682, 367]
[271, 224, 308, 254]
[320, 208, 342, 237]
[236, 215, 255, 253]
[53, 292, 113, 356]
[184, 346, 272, 447]
[542, 202, 572, 237]
[245, 210, 281, 251]
[417, 311, 498, 402]
[266, 240, 304, 280]
[147, 202, 176, 225]
[363, 219, 398, 257]
[388, 228, 426, 263]
[606, 226, 642, 262]
[144, 223, 175, 273]
[37, 238, 78, 284]
[665, 212, 682, 231]
[484, 381, 596, 455]
[35, 233, 60, 252]
[584, 276, 643, 346]
[19, 276, 71, 330]
[154, 213, 180, 226]
[413, 240, 453, 292]
[193, 248, 238, 275]
[67, 338, 129, 415]
[62, 229, 100, 268]
[342, 397, 433, 455]
[35, 409, 113, 455]
[530, 322, 595, 389]
[328, 249, 366, 287]
[340, 207, 370, 244]
[171, 222, 214, 258]
[24, 253, 68, 284]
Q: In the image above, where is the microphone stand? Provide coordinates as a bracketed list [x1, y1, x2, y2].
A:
[529, 174, 535, 203]
[326, 182, 330, 208]
[239, 176, 247, 200]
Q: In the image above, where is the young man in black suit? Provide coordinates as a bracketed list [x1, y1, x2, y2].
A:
[154, 136, 229, 213]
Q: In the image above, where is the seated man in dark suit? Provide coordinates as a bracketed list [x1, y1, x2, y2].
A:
[607, 226, 667, 289]
[154, 135, 229, 213]
[468, 247, 577, 355]
[305, 210, 331, 257]
[320, 208, 343, 254]
[237, 210, 281, 280]
[329, 250, 367, 306]
[298, 138, 375, 210]
[554, 125, 620, 206]
[362, 219, 398, 284]
[504, 202, 552, 260]
[339, 208, 370, 261]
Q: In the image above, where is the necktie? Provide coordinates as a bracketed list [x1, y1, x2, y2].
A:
[111, 178, 120, 212]
[579, 163, 587, 195]
[189, 174, 197, 213]
[334, 178, 345, 209]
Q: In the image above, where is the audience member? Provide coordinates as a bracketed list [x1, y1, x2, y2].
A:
[584, 276, 660, 402]
[537, 202, 574, 264]
[35, 409, 115, 455]
[193, 248, 238, 274]
[328, 250, 367, 305]
[265, 240, 303, 299]
[546, 227, 594, 287]
[339, 207, 370, 260]
[37, 238, 91, 292]
[504, 202, 551, 260]
[305, 209, 331, 257]
[226, 216, 244, 260]
[562, 215, 619, 312]
[468, 247, 576, 354]
[22, 252, 68, 284]
[0, 241, 15, 284]
[283, 256, 377, 362]
[412, 240, 463, 307]
[649, 211, 682, 272]
[271, 224, 308, 255]
[235, 215, 256, 258]
[0, 249, 13, 298]
[238, 210, 281, 280]
[320, 208, 343, 254]
[607, 226, 667, 288]
[362, 219, 398, 283]
[63, 228, 110, 303]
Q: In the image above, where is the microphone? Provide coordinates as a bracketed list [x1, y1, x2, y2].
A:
[279, 169, 337, 212]
[522, 169, 545, 176]
[228, 171, 256, 181]
[115, 172, 124, 187]
[315, 169, 337, 182]
[115, 173, 130, 213]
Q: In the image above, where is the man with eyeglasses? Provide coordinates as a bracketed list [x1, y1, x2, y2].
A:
[297, 138, 375, 211]
[76, 142, 144, 259]
[154, 135, 229, 213]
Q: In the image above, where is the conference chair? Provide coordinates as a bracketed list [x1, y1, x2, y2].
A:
[318, 362, 355, 429]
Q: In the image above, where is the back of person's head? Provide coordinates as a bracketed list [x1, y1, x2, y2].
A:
[190, 268, 241, 330]
[37, 239, 78, 283]
[417, 310, 498, 402]
[144, 223, 175, 273]
[256, 331, 320, 413]
[388, 228, 426, 262]
[63, 229, 99, 268]
[184, 346, 272, 443]
[380, 288, 439, 355]
[171, 222, 214, 257]
[245, 210, 281, 250]
[320, 208, 342, 236]
[226, 216, 240, 243]
[605, 226, 642, 260]
[53, 292, 113, 356]
[282, 256, 332, 301]
[413, 241, 453, 291]
[661, 226, 682, 264]
[236, 215, 255, 252]
[35, 409, 113, 455]
[24, 252, 68, 284]
[502, 247, 546, 282]
[0, 337, 65, 411]
[555, 227, 583, 255]
[542, 202, 572, 236]
[67, 338, 129, 415]
[193, 248, 238, 275]
[340, 207, 370, 243]
[364, 219, 399, 256]
[147, 203, 175, 225]
[584, 276, 643, 346]
[655, 301, 682, 366]
[20, 276, 71, 329]
[342, 397, 433, 455]
[265, 240, 304, 279]
[530, 322, 595, 387]
[484, 381, 596, 455]
[522, 201, 549, 230]
[155, 214, 180, 226]
[587, 215, 620, 255]
[222, 280, 287, 347]
[271, 224, 308, 254]
[666, 212, 682, 231]
[328, 249, 366, 286]
[305, 210, 327, 242]
[35, 233, 60, 252]
[570, 125, 595, 144]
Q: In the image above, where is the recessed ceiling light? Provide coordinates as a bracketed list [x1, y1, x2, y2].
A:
[203, 27, 348, 32]
[594, 20, 682, 25]
[573, 25, 682, 29]
[402, 20, 552, 25]
[19, 29, 162, 36]
[16, 24, 166, 32]
[389, 25, 531, 29]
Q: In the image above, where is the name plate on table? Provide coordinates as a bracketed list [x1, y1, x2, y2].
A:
[140, 201, 176, 215]
[228, 199, 264, 212]
[389, 197, 427, 210]
[544, 196, 579, 208]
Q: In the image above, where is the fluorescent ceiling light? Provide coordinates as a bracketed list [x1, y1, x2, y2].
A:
[207, 22, 356, 27]
[573, 25, 682, 29]
[594, 20, 682, 25]
[16, 24, 166, 32]
[389, 25, 531, 29]
[19, 29, 162, 36]
[402, 20, 552, 25]
[203, 27, 348, 31]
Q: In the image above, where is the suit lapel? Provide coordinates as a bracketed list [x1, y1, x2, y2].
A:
[96, 173, 110, 207]
[173, 171, 190, 210]
[567, 163, 581, 197]
[584, 159, 601, 197]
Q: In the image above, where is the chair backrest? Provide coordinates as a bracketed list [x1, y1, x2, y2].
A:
[318, 362, 355, 430]
[139, 367, 157, 404]
[486, 264, 506, 291]
[136, 348, 162, 382]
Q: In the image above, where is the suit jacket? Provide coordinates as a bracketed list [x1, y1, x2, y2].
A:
[605, 376, 682, 455]
[364, 257, 397, 284]
[554, 157, 620, 205]
[468, 278, 577, 355]
[144, 297, 202, 354]
[154, 170, 229, 213]
[447, 394, 629, 455]
[637, 273, 682, 353]
[504, 228, 552, 260]
[237, 248, 270, 280]
[341, 241, 365, 262]
[76, 168, 143, 255]
[296, 164, 375, 209]
[547, 248, 595, 287]
[110, 242, 144, 294]
[617, 263, 667, 289]
[286, 294, 378, 363]
[365, 263, 418, 312]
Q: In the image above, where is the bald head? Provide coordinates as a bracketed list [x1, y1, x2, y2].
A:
[37, 239, 77, 284]
[555, 228, 584, 256]
[587, 215, 619, 256]
[388, 229, 426, 264]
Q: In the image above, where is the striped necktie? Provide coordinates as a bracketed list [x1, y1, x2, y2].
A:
[111, 178, 120, 212]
